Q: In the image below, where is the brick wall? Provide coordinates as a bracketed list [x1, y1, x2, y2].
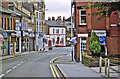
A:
[74, 2, 120, 60]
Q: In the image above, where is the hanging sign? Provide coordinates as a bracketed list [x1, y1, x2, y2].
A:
[99, 36, 106, 45]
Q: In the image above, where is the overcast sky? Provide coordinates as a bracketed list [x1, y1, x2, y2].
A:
[44, 0, 71, 20]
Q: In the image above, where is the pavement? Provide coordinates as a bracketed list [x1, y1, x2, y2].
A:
[0, 51, 41, 61]
[54, 55, 120, 78]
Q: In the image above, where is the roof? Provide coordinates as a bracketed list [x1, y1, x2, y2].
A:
[45, 20, 65, 27]
[65, 16, 74, 22]
[14, 7, 31, 18]
[23, 3, 34, 13]
[0, 7, 11, 14]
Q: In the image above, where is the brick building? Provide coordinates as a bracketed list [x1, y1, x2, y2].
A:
[73, 2, 120, 61]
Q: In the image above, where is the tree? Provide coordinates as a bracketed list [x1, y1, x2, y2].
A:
[89, 31, 101, 56]
[84, 2, 120, 20]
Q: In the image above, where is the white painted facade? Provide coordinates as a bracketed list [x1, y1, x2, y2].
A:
[48, 27, 66, 46]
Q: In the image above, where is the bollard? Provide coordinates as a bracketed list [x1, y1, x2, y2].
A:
[105, 58, 107, 76]
[107, 59, 110, 77]
[99, 56, 102, 73]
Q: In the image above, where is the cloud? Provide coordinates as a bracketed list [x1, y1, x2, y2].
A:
[45, 0, 71, 20]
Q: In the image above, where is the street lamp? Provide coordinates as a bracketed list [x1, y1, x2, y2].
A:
[71, 0, 74, 61]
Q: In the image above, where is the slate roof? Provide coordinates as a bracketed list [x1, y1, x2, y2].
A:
[0, 7, 11, 14]
[23, 3, 34, 13]
[45, 20, 65, 27]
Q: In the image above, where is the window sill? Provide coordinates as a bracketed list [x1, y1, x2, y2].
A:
[78, 25, 87, 27]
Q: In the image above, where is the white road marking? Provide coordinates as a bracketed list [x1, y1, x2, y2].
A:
[6, 69, 12, 73]
[0, 74, 5, 78]
[20, 62, 24, 64]
[17, 63, 21, 66]
[12, 66, 17, 69]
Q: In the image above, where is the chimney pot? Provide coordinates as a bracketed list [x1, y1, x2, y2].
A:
[52, 17, 55, 21]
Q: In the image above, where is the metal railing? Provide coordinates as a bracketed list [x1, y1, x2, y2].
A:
[99, 56, 119, 77]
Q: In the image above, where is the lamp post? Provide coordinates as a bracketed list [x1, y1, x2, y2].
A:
[37, 8, 48, 51]
[71, 0, 74, 61]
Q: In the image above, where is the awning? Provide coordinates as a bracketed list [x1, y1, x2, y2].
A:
[0, 34, 4, 42]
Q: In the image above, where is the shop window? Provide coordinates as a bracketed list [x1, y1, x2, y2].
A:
[79, 10, 86, 25]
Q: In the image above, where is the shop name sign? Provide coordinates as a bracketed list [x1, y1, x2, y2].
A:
[29, 33, 35, 37]
[15, 31, 21, 36]
[16, 20, 21, 27]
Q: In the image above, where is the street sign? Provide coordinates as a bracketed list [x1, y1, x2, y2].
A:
[69, 37, 77, 44]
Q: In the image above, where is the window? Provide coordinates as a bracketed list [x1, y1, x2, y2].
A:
[1, 18, 3, 28]
[53, 29, 55, 34]
[56, 29, 59, 34]
[52, 38, 55, 45]
[79, 10, 86, 25]
[4, 18, 6, 30]
[61, 38, 64, 44]
[62, 29, 64, 34]
[10, 18, 12, 30]
[7, 18, 9, 30]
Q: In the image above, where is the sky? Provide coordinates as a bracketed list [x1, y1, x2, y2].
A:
[44, 0, 71, 20]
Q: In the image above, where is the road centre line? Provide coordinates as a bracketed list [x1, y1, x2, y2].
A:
[0, 74, 5, 78]
[6, 69, 12, 73]
[12, 66, 17, 69]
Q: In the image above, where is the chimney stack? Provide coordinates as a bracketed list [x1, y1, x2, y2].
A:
[57, 16, 61, 24]
[52, 17, 55, 21]
[48, 17, 51, 21]
[63, 16, 65, 24]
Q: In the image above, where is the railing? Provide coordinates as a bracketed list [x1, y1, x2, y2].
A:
[99, 56, 119, 77]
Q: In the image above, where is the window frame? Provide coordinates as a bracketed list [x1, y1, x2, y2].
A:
[79, 9, 86, 25]
[118, 11, 120, 25]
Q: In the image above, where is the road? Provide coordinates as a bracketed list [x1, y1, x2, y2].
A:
[0, 47, 71, 78]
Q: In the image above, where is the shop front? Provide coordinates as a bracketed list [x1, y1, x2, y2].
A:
[15, 31, 21, 53]
[29, 32, 35, 51]
[0, 34, 4, 56]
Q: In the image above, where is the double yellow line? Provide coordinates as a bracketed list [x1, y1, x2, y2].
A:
[50, 56, 64, 79]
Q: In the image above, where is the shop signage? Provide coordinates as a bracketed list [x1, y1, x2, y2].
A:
[99, 36, 106, 45]
[28, 27, 32, 32]
[69, 37, 77, 44]
[15, 31, 21, 37]
[23, 31, 29, 37]
[92, 30, 106, 45]
[16, 20, 21, 27]
[29, 33, 35, 37]
[11, 33, 16, 37]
